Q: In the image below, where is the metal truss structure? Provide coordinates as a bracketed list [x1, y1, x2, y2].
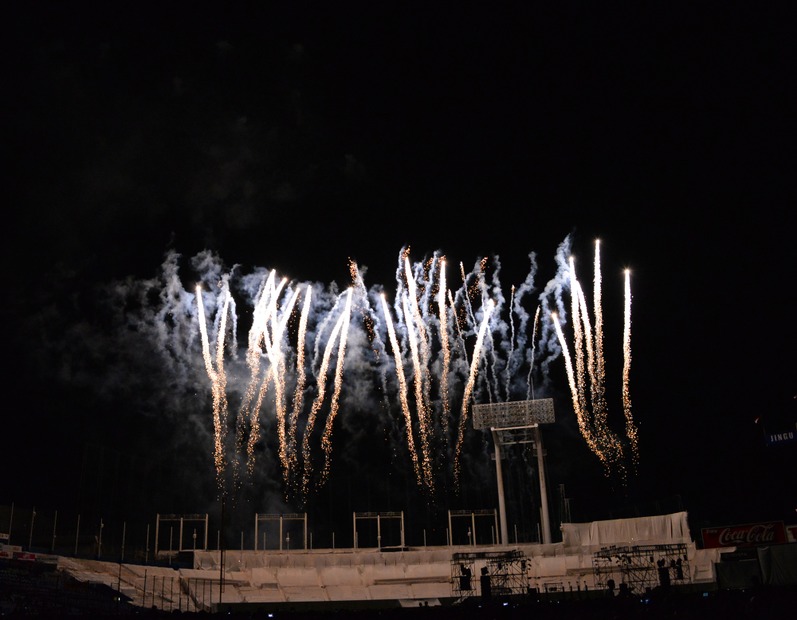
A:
[154, 513, 209, 554]
[254, 513, 308, 551]
[353, 511, 405, 549]
[451, 549, 528, 601]
[592, 543, 691, 594]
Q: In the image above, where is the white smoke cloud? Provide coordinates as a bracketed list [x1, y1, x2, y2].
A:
[42, 237, 590, 517]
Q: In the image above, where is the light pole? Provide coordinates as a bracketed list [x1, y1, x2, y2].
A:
[472, 399, 556, 545]
[51, 510, 57, 553]
[28, 507, 36, 550]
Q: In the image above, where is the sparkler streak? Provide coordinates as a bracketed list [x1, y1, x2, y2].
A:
[300, 292, 349, 500]
[380, 293, 422, 486]
[622, 269, 639, 467]
[454, 299, 494, 487]
[319, 288, 353, 486]
[190, 238, 639, 502]
[553, 241, 638, 480]
[438, 258, 451, 437]
[287, 285, 313, 488]
[195, 282, 234, 488]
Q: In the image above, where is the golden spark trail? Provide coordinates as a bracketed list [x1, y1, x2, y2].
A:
[233, 272, 275, 479]
[593, 240, 607, 422]
[264, 287, 300, 481]
[404, 257, 433, 455]
[288, 285, 312, 491]
[551, 311, 608, 471]
[214, 281, 232, 432]
[438, 258, 451, 436]
[526, 305, 541, 400]
[580, 278, 624, 473]
[585, 245, 625, 471]
[247, 365, 271, 476]
[402, 293, 434, 489]
[380, 293, 422, 486]
[575, 278, 600, 422]
[237, 275, 293, 483]
[622, 269, 639, 466]
[243, 277, 284, 478]
[454, 299, 494, 487]
[195, 284, 232, 487]
[191, 242, 639, 504]
[558, 243, 637, 480]
[238, 273, 286, 447]
[300, 298, 347, 500]
[449, 289, 469, 368]
[551, 312, 579, 417]
[573, 256, 623, 471]
[196, 286, 214, 378]
[569, 258, 589, 426]
[590, 242, 613, 458]
[244, 271, 279, 383]
[460, 261, 478, 330]
[319, 288, 353, 487]
[506, 284, 516, 400]
[240, 274, 283, 476]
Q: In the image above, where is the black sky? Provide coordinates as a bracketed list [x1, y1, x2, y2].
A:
[3, 2, 796, 545]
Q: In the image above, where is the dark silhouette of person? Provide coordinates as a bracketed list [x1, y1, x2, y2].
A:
[480, 566, 491, 602]
[675, 558, 684, 580]
[657, 559, 671, 588]
[459, 564, 472, 591]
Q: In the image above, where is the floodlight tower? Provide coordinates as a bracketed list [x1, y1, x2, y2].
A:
[472, 398, 555, 545]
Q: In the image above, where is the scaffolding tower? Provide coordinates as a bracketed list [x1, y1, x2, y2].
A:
[451, 549, 528, 601]
[592, 544, 691, 594]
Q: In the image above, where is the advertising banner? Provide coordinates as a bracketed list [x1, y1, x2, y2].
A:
[701, 521, 787, 548]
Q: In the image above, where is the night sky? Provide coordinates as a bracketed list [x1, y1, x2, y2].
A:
[3, 3, 795, 548]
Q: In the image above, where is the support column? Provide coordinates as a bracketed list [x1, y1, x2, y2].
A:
[491, 429, 508, 545]
[535, 425, 552, 544]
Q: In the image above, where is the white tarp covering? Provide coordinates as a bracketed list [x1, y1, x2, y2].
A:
[561, 511, 692, 549]
[758, 543, 797, 586]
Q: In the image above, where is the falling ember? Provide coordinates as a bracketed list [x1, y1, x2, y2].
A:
[569, 257, 589, 431]
[505, 285, 516, 401]
[190, 238, 639, 505]
[287, 285, 313, 490]
[319, 288, 353, 486]
[454, 299, 494, 488]
[402, 293, 434, 488]
[246, 366, 271, 477]
[195, 283, 233, 489]
[593, 241, 606, 419]
[438, 258, 451, 436]
[554, 241, 638, 481]
[622, 269, 639, 467]
[460, 261, 478, 330]
[526, 305, 541, 400]
[300, 293, 349, 501]
[267, 287, 301, 480]
[380, 293, 423, 487]
[237, 273, 285, 464]
[403, 256, 433, 469]
[575, 260, 623, 470]
[551, 311, 607, 470]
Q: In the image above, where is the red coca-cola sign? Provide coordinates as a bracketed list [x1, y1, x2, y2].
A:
[701, 521, 787, 548]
